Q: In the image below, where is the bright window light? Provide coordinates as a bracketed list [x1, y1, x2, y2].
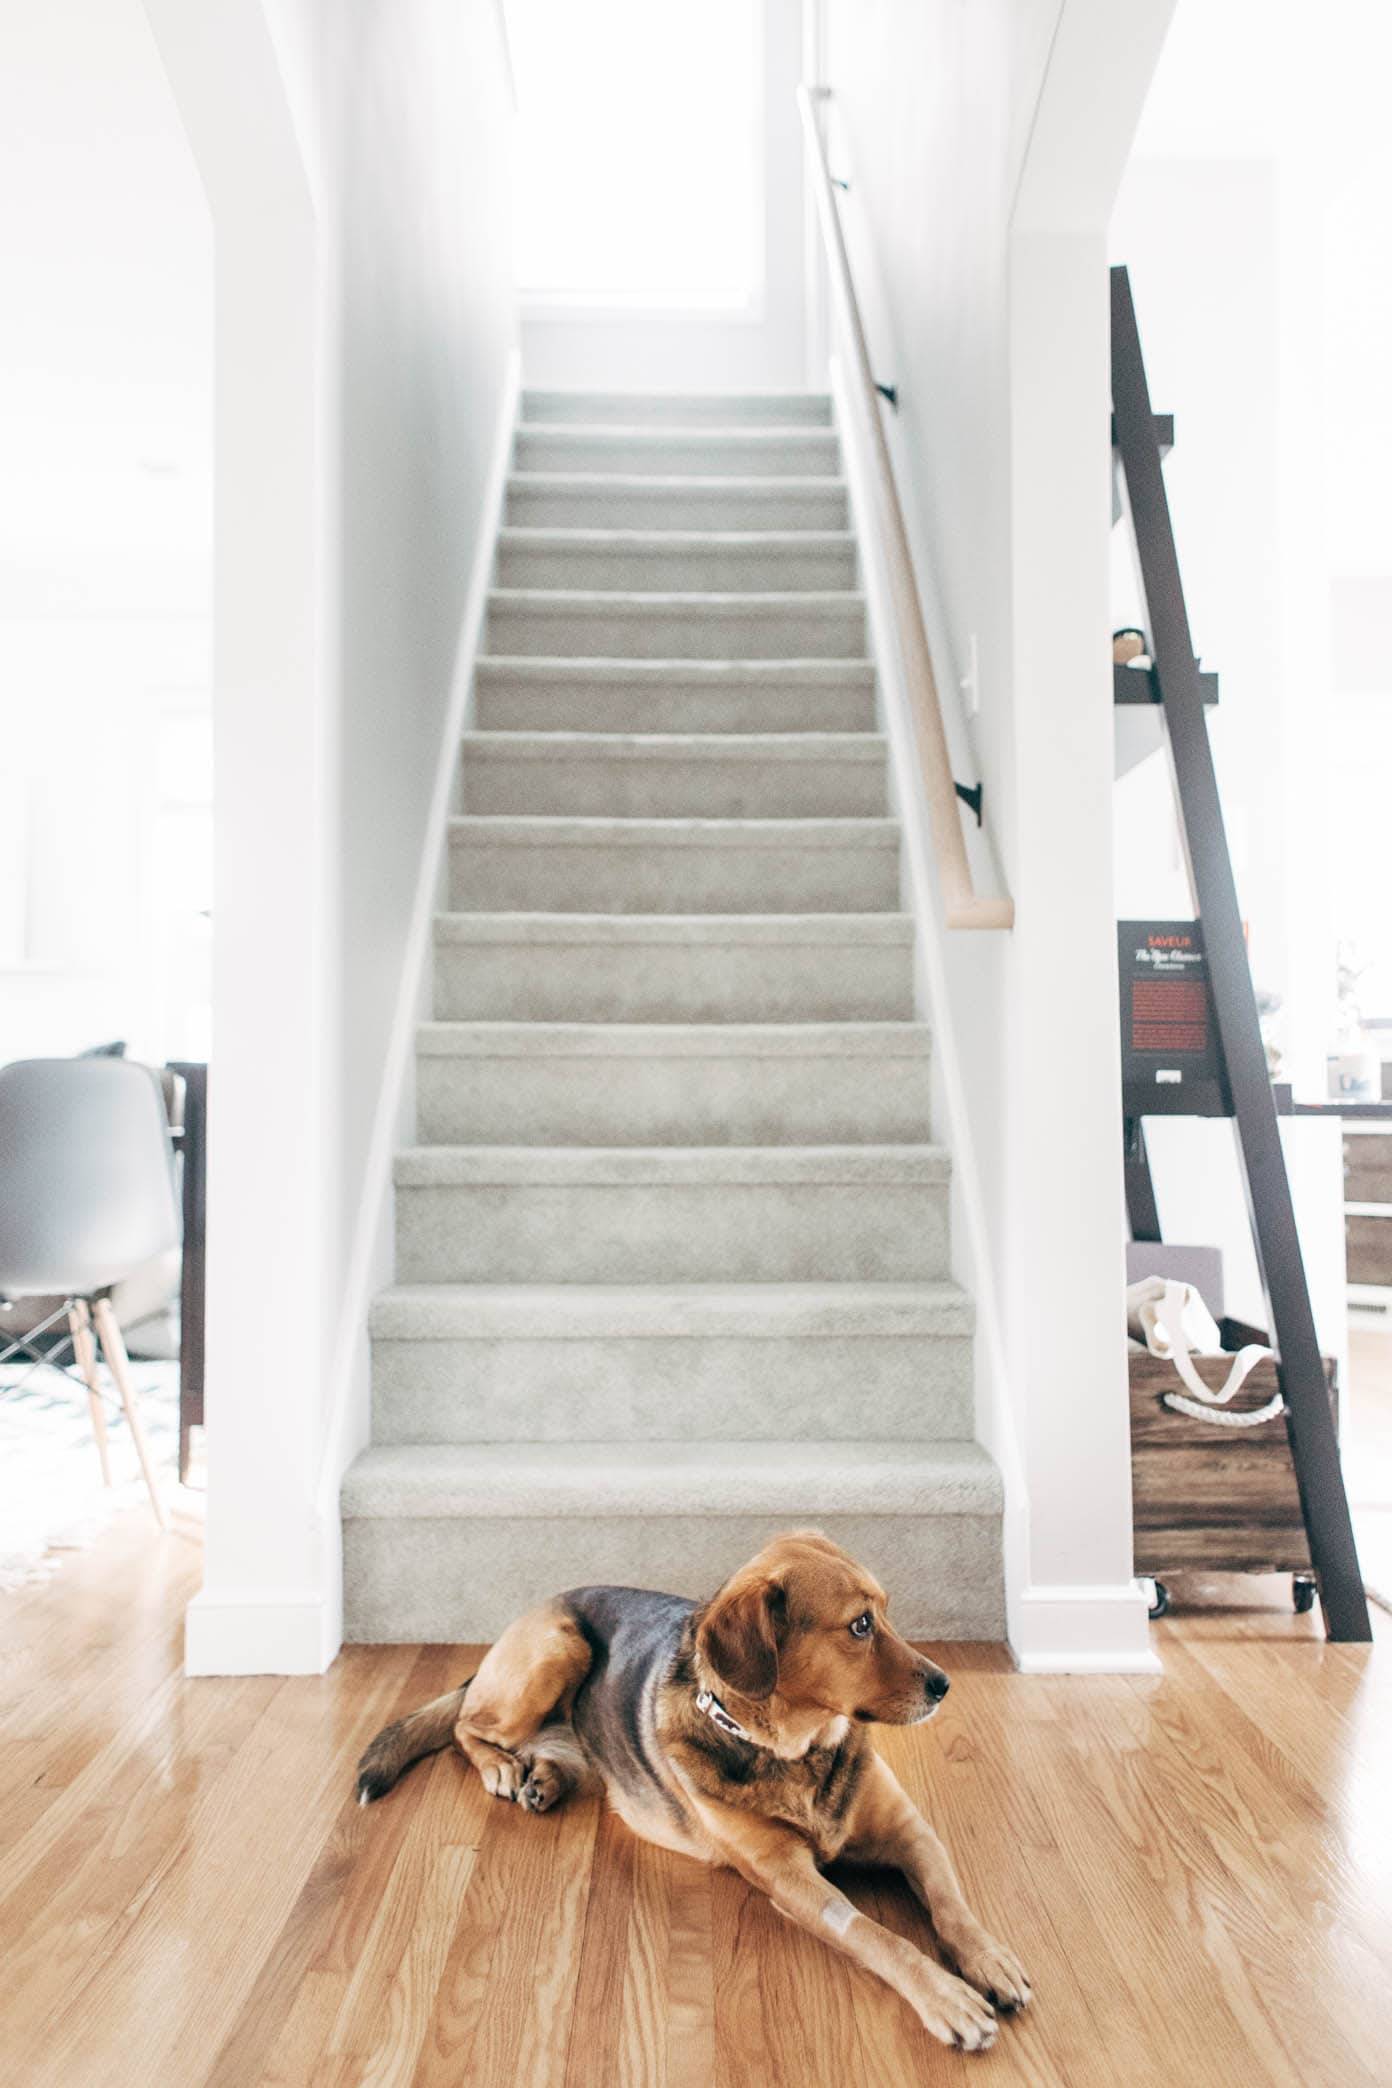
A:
[507, 0, 763, 309]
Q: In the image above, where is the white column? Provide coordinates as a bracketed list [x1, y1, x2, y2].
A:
[1004, 0, 1176, 1669]
[142, 0, 339, 1672]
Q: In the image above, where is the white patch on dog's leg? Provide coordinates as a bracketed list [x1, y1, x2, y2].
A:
[821, 1897, 857, 1938]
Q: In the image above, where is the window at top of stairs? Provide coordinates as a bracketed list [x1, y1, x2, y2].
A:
[508, 0, 763, 313]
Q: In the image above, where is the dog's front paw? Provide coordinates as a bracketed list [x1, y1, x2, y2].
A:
[949, 1927, 1032, 2014]
[479, 1750, 527, 1802]
[908, 1964, 998, 2052]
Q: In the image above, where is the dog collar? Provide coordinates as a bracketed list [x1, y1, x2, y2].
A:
[695, 1688, 757, 1745]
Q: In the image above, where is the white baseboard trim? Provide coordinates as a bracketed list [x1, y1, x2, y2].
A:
[184, 1589, 334, 1676]
[1009, 1581, 1161, 1674]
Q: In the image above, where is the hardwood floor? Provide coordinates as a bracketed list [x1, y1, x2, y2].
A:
[2, 1513, 1389, 2086]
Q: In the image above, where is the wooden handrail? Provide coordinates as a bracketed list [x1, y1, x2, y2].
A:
[798, 86, 1012, 931]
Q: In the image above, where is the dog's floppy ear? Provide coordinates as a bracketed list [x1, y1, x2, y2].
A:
[697, 1569, 787, 1700]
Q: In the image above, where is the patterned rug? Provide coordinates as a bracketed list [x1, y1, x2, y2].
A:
[0, 1355, 183, 1588]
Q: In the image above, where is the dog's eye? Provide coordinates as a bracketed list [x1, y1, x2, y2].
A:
[848, 1612, 874, 1640]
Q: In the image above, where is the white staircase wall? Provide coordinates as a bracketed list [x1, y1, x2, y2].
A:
[152, 0, 522, 1675]
[823, 0, 1176, 1669]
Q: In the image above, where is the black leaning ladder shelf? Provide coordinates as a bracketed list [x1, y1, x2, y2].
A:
[1110, 265, 1371, 1643]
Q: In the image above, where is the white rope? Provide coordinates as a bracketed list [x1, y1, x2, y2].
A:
[1128, 1276, 1282, 1430]
[1160, 1388, 1286, 1428]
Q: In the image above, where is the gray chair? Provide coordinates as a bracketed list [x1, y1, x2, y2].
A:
[0, 1057, 187, 1361]
[0, 1058, 179, 1527]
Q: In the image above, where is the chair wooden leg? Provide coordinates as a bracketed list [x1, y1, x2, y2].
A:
[68, 1300, 113, 1487]
[92, 1297, 168, 1531]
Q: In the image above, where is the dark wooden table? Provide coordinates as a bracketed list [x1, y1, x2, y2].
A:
[167, 1062, 206, 1482]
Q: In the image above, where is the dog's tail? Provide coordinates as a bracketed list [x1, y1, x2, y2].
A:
[356, 1679, 472, 1804]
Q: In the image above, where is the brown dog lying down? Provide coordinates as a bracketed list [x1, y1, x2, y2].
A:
[356, 1529, 1030, 2051]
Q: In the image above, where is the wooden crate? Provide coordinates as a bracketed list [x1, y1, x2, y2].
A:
[1343, 1130, 1392, 1204]
[1346, 1212, 1392, 1286]
[1130, 1348, 1337, 1575]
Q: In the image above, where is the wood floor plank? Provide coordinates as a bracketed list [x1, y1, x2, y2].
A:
[0, 1518, 203, 1853]
[1062, 1669, 1365, 2086]
[468, 1785, 600, 2088]
[256, 1969, 354, 2088]
[321, 1784, 479, 2071]
[2, 1512, 1387, 2088]
[712, 1865, 825, 2088]
[412, 1764, 599, 2087]
[1104, 1662, 1391, 2084]
[986, 1683, 1292, 2087]
[557, 1805, 717, 2088]
[204, 1648, 473, 2088]
[617, 1840, 682, 2088]
[0, 1670, 279, 2060]
[22, 1645, 418, 2088]
[351, 1840, 476, 2088]
[407, 1802, 513, 2084]
[747, 1864, 871, 2088]
[884, 1694, 1132, 2087]
[662, 1834, 717, 2088]
[0, 1736, 61, 1845]
[561, 1798, 638, 2088]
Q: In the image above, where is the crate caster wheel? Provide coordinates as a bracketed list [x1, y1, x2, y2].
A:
[1146, 1579, 1171, 1621]
[1292, 1574, 1318, 1616]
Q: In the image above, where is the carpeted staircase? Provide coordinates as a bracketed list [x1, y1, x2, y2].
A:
[341, 389, 1005, 1642]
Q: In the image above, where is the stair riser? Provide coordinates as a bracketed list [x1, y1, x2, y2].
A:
[475, 675, 875, 735]
[521, 392, 833, 427]
[460, 748, 887, 819]
[432, 936, 915, 1023]
[343, 1512, 1004, 1642]
[415, 1051, 933, 1146]
[496, 541, 858, 595]
[514, 431, 841, 477]
[487, 599, 866, 660]
[506, 482, 849, 531]
[395, 1178, 948, 1284]
[447, 835, 899, 913]
[370, 1332, 972, 1444]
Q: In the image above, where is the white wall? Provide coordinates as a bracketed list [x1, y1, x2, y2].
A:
[1111, 164, 1284, 980]
[820, 0, 1173, 1668]
[143, 0, 519, 1672]
[273, 0, 519, 1411]
[818, 0, 1048, 1358]
[0, 0, 211, 1067]
[1113, 0, 1392, 1082]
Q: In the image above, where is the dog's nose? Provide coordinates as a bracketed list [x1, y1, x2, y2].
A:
[924, 1670, 950, 1702]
